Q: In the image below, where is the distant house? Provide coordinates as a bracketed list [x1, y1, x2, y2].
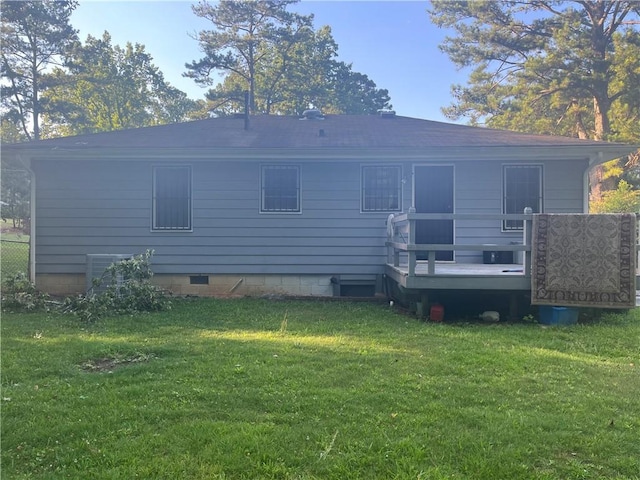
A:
[3, 112, 636, 298]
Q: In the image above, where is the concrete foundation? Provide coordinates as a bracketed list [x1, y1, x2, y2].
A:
[36, 274, 85, 296]
[35, 273, 335, 297]
[153, 274, 334, 297]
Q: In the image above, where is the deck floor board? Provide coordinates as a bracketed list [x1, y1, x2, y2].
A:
[389, 262, 525, 277]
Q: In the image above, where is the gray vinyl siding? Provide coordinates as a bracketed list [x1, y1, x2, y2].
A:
[451, 159, 588, 263]
[33, 156, 588, 275]
[34, 159, 403, 276]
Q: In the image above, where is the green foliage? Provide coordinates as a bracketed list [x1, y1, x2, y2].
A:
[591, 180, 640, 213]
[186, 0, 313, 113]
[187, 1, 391, 115]
[2, 299, 640, 478]
[1, 250, 170, 319]
[429, 0, 640, 206]
[0, 159, 30, 229]
[0, 272, 49, 313]
[43, 32, 201, 135]
[0, 0, 79, 140]
[63, 250, 171, 322]
[0, 117, 29, 144]
[429, 1, 639, 142]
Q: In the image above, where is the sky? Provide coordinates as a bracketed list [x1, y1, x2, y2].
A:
[71, 1, 467, 123]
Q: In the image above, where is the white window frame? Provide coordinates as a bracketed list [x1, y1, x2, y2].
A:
[152, 165, 193, 232]
[260, 164, 301, 214]
[502, 164, 543, 231]
[361, 164, 403, 213]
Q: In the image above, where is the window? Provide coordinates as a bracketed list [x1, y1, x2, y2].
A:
[261, 165, 300, 213]
[152, 166, 192, 230]
[503, 165, 542, 230]
[361, 165, 402, 212]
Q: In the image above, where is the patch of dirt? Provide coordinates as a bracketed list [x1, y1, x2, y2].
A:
[80, 353, 156, 373]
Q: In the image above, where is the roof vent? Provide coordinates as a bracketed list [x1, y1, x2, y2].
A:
[378, 109, 396, 118]
[301, 109, 324, 120]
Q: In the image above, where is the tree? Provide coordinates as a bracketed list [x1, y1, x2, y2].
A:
[185, 0, 313, 114]
[186, 1, 391, 116]
[204, 25, 391, 115]
[591, 180, 640, 212]
[428, 1, 640, 201]
[269, 25, 391, 115]
[0, 117, 30, 231]
[0, 156, 30, 230]
[1, 0, 78, 140]
[325, 61, 391, 115]
[43, 33, 202, 135]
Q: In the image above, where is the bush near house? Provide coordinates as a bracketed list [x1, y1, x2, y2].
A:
[61, 250, 171, 321]
[591, 180, 640, 213]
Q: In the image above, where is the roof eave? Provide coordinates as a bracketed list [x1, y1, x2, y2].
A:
[5, 143, 638, 163]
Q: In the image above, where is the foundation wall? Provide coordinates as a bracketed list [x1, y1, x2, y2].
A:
[153, 274, 334, 297]
[36, 274, 85, 296]
[35, 273, 335, 297]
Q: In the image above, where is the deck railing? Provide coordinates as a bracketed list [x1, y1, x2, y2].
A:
[386, 209, 534, 278]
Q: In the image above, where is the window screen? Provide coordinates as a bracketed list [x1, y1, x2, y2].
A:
[362, 165, 402, 212]
[261, 165, 300, 213]
[153, 166, 192, 230]
[503, 165, 542, 230]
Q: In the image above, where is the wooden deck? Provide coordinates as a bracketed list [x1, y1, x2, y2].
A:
[386, 262, 531, 291]
[385, 211, 640, 292]
[385, 212, 534, 291]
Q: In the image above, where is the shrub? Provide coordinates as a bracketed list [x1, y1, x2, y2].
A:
[591, 180, 640, 213]
[1, 272, 50, 312]
[63, 250, 171, 321]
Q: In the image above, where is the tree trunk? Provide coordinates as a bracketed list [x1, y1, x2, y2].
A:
[31, 53, 40, 140]
[589, 92, 614, 204]
[593, 95, 611, 141]
[572, 98, 589, 139]
[248, 42, 256, 114]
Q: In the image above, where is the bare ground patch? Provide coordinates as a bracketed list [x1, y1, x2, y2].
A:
[80, 353, 156, 373]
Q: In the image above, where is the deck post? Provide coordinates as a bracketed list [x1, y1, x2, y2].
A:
[509, 292, 519, 321]
[418, 291, 429, 320]
[408, 212, 416, 277]
[428, 250, 436, 275]
[408, 252, 417, 277]
[523, 207, 533, 276]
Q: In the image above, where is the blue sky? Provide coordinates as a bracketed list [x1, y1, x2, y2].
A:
[71, 1, 467, 122]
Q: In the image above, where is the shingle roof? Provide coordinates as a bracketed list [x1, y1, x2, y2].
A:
[4, 114, 624, 150]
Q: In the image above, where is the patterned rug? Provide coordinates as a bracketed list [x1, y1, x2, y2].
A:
[531, 214, 637, 308]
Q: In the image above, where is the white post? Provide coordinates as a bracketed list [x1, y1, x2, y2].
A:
[523, 207, 533, 276]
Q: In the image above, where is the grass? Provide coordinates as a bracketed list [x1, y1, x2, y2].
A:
[0, 219, 29, 279]
[2, 298, 640, 479]
[0, 239, 29, 279]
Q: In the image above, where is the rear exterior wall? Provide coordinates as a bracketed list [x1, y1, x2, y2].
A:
[33, 156, 587, 294]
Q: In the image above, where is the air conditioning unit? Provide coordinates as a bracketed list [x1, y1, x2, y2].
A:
[86, 254, 132, 294]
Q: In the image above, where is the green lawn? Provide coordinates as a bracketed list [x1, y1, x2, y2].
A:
[2, 299, 639, 479]
[0, 222, 29, 279]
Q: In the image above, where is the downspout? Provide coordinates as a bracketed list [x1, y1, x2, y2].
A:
[17, 155, 36, 282]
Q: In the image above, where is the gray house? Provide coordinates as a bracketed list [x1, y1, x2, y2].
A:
[4, 112, 636, 298]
